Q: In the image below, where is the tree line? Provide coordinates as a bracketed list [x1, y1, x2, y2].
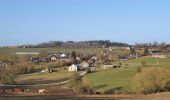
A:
[17, 40, 129, 48]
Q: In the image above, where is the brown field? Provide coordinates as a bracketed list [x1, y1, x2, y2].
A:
[1, 92, 170, 100]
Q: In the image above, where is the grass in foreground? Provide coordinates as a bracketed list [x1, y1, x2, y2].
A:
[84, 57, 170, 93]
[84, 68, 136, 92]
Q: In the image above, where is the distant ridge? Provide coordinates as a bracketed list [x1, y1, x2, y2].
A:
[16, 40, 130, 48]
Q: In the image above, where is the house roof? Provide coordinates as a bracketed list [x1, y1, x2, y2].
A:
[70, 64, 80, 67]
[60, 53, 66, 57]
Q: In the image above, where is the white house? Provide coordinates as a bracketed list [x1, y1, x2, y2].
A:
[50, 56, 57, 61]
[68, 64, 78, 71]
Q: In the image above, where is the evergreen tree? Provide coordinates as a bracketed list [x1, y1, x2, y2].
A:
[144, 48, 149, 56]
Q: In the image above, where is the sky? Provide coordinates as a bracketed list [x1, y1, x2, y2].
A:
[0, 0, 170, 46]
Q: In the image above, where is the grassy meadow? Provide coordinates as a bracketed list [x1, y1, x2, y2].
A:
[15, 69, 73, 85]
[84, 57, 170, 93]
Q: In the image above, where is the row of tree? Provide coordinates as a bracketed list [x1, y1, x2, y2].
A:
[17, 40, 129, 48]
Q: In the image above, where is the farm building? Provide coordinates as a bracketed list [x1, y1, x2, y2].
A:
[30, 57, 40, 63]
[48, 53, 70, 62]
[150, 50, 169, 58]
[103, 64, 113, 69]
[102, 63, 123, 69]
[119, 56, 128, 61]
[0, 60, 13, 67]
[152, 53, 169, 58]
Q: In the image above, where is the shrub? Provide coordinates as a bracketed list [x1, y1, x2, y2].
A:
[137, 66, 143, 73]
[78, 84, 94, 94]
[48, 62, 64, 68]
[15, 62, 35, 74]
[69, 73, 94, 94]
[132, 67, 170, 94]
[30, 66, 36, 73]
[69, 72, 82, 88]
[0, 66, 16, 84]
[141, 61, 146, 66]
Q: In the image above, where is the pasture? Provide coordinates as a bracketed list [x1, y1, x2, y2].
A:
[84, 57, 170, 93]
[15, 69, 73, 85]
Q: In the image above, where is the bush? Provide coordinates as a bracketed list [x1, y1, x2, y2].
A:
[132, 67, 170, 94]
[69, 72, 82, 88]
[15, 62, 35, 74]
[141, 61, 146, 66]
[30, 66, 36, 73]
[68, 73, 94, 94]
[0, 66, 16, 84]
[137, 66, 143, 73]
[78, 84, 94, 94]
[48, 62, 64, 68]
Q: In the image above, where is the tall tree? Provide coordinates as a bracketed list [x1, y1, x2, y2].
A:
[71, 51, 77, 64]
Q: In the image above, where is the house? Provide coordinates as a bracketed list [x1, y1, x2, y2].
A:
[103, 63, 113, 69]
[80, 61, 89, 68]
[152, 53, 168, 58]
[91, 56, 97, 62]
[40, 58, 49, 62]
[79, 61, 89, 70]
[150, 50, 169, 58]
[76, 57, 81, 61]
[59, 53, 70, 62]
[102, 62, 122, 69]
[0, 60, 13, 67]
[49, 54, 58, 62]
[68, 64, 80, 71]
[48, 53, 70, 62]
[30, 57, 40, 63]
[119, 56, 128, 61]
[0, 61, 8, 67]
[88, 56, 97, 65]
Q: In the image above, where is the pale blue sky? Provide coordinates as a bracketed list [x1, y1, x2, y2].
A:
[0, 0, 170, 46]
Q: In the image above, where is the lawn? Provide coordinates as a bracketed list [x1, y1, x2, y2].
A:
[84, 57, 170, 93]
[126, 57, 170, 68]
[15, 69, 73, 85]
[84, 68, 137, 93]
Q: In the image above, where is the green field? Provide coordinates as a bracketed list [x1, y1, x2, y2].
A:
[84, 57, 170, 93]
[0, 47, 102, 55]
[84, 68, 136, 93]
[15, 69, 73, 85]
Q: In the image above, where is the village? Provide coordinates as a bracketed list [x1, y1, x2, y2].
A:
[1, 43, 170, 96]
